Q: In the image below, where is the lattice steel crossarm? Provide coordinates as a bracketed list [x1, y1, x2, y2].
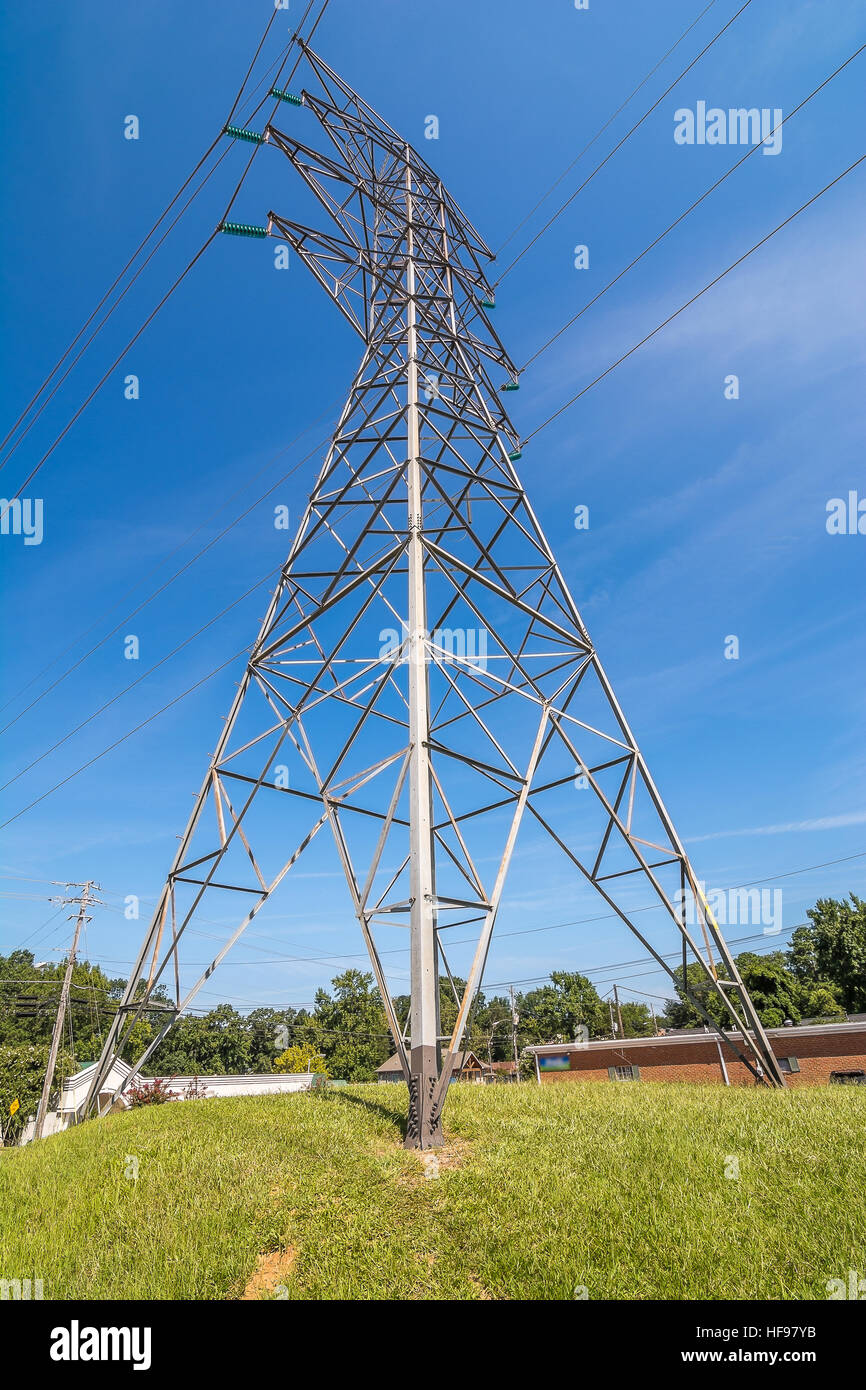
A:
[84, 42, 784, 1137]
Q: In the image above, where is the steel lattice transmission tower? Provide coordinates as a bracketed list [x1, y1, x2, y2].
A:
[86, 45, 785, 1144]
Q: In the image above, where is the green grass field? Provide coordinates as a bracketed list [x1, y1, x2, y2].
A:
[1, 1081, 863, 1300]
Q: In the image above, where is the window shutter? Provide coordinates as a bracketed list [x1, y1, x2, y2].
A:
[631, 1065, 641, 1081]
[607, 1066, 617, 1081]
[787, 1057, 800, 1073]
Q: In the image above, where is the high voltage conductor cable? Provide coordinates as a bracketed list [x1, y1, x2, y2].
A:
[147, 922, 799, 975]
[521, 42, 866, 372]
[7, 848, 858, 912]
[6, 906, 67, 954]
[0, 647, 248, 832]
[0, 2, 325, 514]
[0, 25, 306, 478]
[587, 933, 807, 993]
[488, 931, 802, 993]
[483, 931, 806, 994]
[0, 150, 238, 473]
[7, 847, 860, 970]
[492, 0, 755, 287]
[524, 153, 866, 442]
[4, 847, 857, 1008]
[0, 233, 219, 522]
[0, 8, 315, 470]
[125, 846, 866, 960]
[0, 566, 280, 794]
[90, 850, 858, 972]
[79, 917, 808, 1015]
[212, 0, 331, 235]
[0, 409, 339, 732]
[0, 5, 285, 467]
[495, 0, 720, 257]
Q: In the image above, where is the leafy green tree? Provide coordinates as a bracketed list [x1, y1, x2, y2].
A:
[663, 950, 833, 1030]
[729, 952, 804, 1029]
[393, 981, 514, 1062]
[152, 1004, 252, 1075]
[471, 994, 515, 1061]
[0, 1043, 76, 1142]
[618, 1002, 656, 1037]
[662, 961, 718, 1030]
[274, 1043, 328, 1075]
[304, 970, 391, 1081]
[797, 982, 845, 1021]
[789, 895, 866, 1013]
[0, 949, 167, 1069]
[518, 971, 608, 1044]
[244, 1007, 300, 1072]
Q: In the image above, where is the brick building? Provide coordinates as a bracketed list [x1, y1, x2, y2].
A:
[528, 1020, 866, 1087]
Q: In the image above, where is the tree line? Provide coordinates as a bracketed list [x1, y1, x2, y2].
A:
[1, 894, 862, 1102]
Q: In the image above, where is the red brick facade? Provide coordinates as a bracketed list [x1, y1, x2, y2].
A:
[532, 1023, 866, 1087]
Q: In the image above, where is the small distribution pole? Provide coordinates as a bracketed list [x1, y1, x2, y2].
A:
[613, 984, 625, 1040]
[509, 985, 520, 1082]
[34, 881, 101, 1140]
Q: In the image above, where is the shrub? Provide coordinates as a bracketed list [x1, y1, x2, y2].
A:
[127, 1077, 176, 1107]
[182, 1076, 211, 1101]
[274, 1044, 329, 1077]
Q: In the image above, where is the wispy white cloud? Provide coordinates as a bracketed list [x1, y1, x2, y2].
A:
[687, 810, 866, 842]
[527, 188, 866, 437]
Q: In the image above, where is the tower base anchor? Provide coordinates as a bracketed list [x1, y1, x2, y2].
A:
[405, 1074, 444, 1150]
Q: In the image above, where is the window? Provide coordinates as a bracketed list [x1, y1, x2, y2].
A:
[779, 1057, 800, 1074]
[608, 1065, 640, 1081]
[830, 1071, 866, 1085]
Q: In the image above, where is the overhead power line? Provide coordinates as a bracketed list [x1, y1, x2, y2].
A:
[521, 41, 866, 372]
[524, 153, 866, 442]
[0, 403, 339, 727]
[0, 232, 219, 521]
[0, 10, 302, 478]
[41, 851, 861, 982]
[493, 0, 756, 286]
[495, 0, 721, 258]
[482, 926, 805, 995]
[0, 0, 329, 518]
[0, 566, 279, 793]
[0, 648, 247, 832]
[67, 920, 812, 1019]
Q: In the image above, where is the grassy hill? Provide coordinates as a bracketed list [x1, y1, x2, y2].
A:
[1, 1081, 863, 1300]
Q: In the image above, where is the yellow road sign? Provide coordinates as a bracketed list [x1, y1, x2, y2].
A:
[9, 1099, 20, 1116]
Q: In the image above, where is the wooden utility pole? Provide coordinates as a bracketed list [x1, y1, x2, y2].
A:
[34, 881, 100, 1140]
[509, 985, 520, 1082]
[613, 984, 625, 1040]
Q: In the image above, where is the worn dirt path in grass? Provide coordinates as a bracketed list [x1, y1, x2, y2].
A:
[240, 1248, 298, 1300]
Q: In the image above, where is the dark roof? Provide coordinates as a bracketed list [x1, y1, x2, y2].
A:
[376, 1050, 487, 1074]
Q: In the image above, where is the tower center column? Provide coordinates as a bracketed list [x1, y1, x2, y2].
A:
[404, 151, 443, 1148]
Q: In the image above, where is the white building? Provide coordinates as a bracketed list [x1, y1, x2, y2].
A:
[18, 1060, 322, 1144]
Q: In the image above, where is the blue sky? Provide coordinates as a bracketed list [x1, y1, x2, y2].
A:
[1, 0, 864, 1020]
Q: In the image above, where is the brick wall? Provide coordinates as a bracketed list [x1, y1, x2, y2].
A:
[538, 1026, 866, 1086]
